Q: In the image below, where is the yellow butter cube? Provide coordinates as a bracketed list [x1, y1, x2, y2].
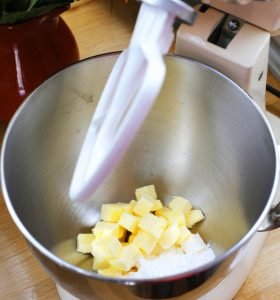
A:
[109, 244, 142, 272]
[129, 199, 137, 209]
[93, 221, 122, 239]
[133, 196, 154, 216]
[181, 233, 207, 254]
[128, 200, 137, 215]
[122, 202, 133, 213]
[158, 223, 180, 250]
[119, 212, 140, 234]
[176, 226, 192, 246]
[101, 203, 127, 222]
[133, 230, 157, 255]
[169, 196, 192, 214]
[155, 207, 172, 220]
[128, 233, 136, 243]
[138, 213, 167, 239]
[121, 242, 129, 246]
[185, 209, 205, 228]
[170, 210, 186, 227]
[93, 257, 110, 271]
[135, 185, 157, 200]
[155, 207, 186, 227]
[151, 199, 163, 211]
[118, 225, 126, 240]
[91, 236, 122, 260]
[98, 268, 123, 277]
[150, 244, 164, 257]
[77, 233, 95, 254]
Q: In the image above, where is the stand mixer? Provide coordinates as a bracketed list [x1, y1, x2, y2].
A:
[58, 0, 280, 299]
[1, 0, 279, 299]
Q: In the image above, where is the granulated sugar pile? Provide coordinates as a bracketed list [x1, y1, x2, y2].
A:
[128, 233, 215, 278]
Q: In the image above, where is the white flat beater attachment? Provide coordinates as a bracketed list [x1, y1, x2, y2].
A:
[70, 0, 196, 202]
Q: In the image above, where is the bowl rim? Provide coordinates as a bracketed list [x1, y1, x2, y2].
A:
[1, 52, 279, 284]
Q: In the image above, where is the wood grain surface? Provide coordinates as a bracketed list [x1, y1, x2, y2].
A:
[0, 1, 279, 299]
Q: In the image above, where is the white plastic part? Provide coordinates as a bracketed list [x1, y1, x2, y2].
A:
[69, 3, 178, 202]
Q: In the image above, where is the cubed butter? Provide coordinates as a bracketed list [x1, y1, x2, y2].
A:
[133, 196, 154, 216]
[77, 233, 95, 254]
[93, 257, 110, 271]
[150, 244, 164, 257]
[93, 221, 122, 239]
[101, 203, 126, 222]
[122, 203, 133, 213]
[169, 196, 192, 214]
[119, 212, 140, 234]
[181, 233, 207, 254]
[155, 207, 171, 220]
[185, 209, 205, 228]
[128, 234, 136, 243]
[158, 222, 180, 250]
[133, 230, 157, 255]
[135, 185, 157, 200]
[129, 199, 137, 209]
[118, 225, 126, 240]
[109, 244, 142, 272]
[176, 226, 192, 246]
[151, 199, 163, 211]
[169, 210, 186, 227]
[155, 207, 186, 226]
[98, 268, 123, 277]
[138, 213, 167, 239]
[91, 236, 122, 260]
[76, 184, 208, 279]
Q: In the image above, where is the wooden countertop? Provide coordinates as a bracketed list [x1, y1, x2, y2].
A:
[0, 1, 279, 299]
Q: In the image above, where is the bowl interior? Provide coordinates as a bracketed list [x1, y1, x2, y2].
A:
[2, 54, 276, 273]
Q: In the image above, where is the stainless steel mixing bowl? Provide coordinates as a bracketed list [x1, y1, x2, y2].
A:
[1, 53, 280, 299]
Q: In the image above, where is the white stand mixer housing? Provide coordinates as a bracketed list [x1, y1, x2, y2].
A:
[175, 2, 279, 299]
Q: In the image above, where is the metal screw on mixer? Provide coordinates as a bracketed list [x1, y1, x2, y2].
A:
[228, 19, 240, 31]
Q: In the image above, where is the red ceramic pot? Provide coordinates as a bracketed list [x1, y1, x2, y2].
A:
[0, 6, 79, 123]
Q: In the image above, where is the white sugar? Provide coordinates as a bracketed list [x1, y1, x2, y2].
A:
[127, 234, 215, 279]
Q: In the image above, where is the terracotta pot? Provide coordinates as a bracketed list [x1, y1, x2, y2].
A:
[0, 6, 79, 123]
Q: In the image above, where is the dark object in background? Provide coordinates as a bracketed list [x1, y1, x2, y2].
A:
[0, 0, 76, 24]
[0, 5, 79, 123]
